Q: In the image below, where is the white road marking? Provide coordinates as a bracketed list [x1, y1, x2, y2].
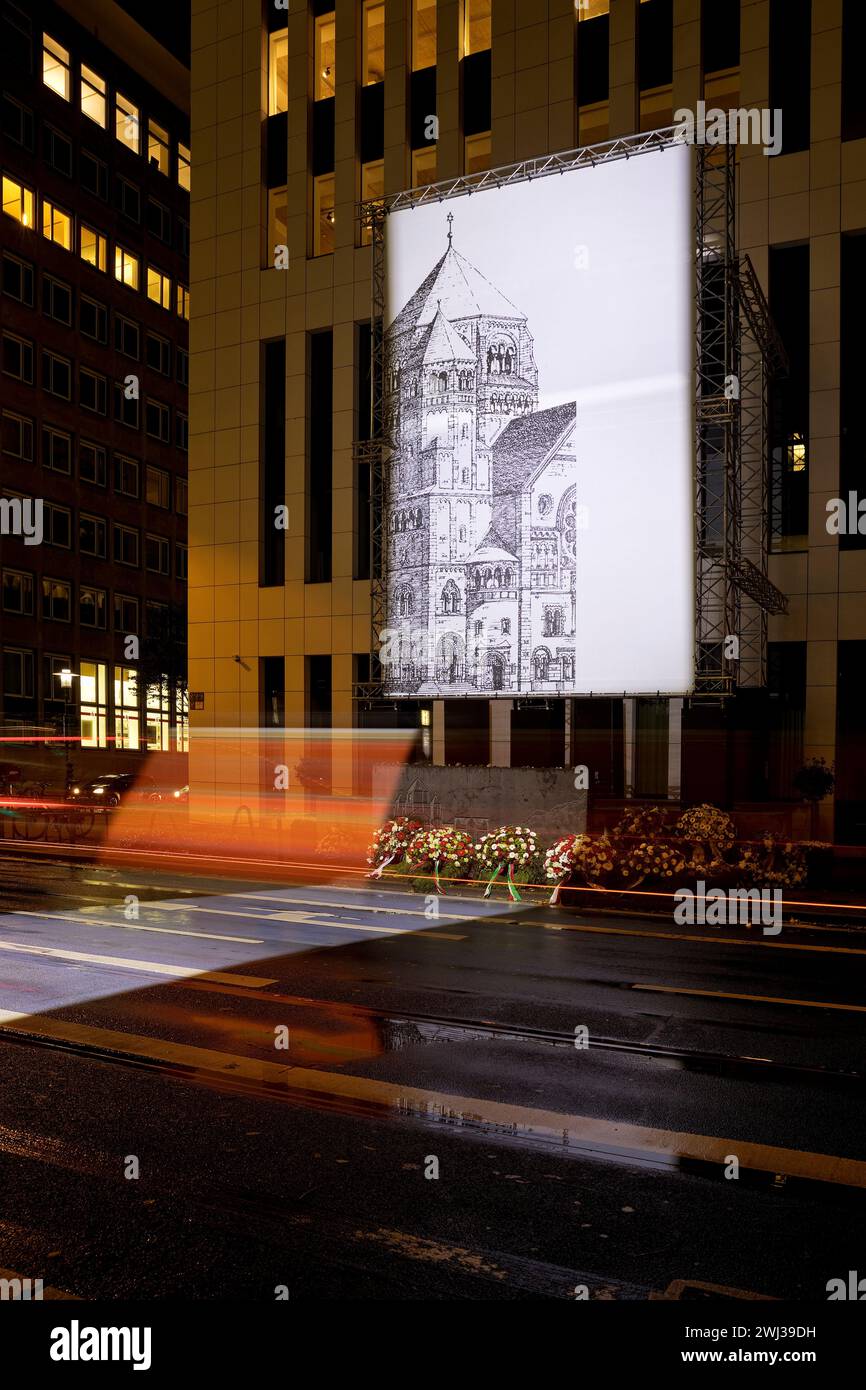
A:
[0, 938, 274, 987]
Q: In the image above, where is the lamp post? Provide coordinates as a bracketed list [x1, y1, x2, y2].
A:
[54, 668, 79, 794]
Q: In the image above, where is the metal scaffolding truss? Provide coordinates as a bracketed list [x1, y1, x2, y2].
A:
[693, 144, 788, 699]
[353, 127, 788, 706]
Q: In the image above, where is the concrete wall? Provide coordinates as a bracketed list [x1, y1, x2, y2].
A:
[373, 763, 587, 839]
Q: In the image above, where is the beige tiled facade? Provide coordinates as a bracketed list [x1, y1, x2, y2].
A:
[189, 0, 866, 839]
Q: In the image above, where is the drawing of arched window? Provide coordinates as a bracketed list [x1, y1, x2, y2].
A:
[494, 566, 503, 587]
[504, 567, 514, 587]
[504, 347, 513, 374]
[533, 647, 551, 681]
[436, 370, 448, 394]
[396, 586, 414, 617]
[437, 632, 461, 683]
[441, 580, 461, 614]
[543, 606, 564, 637]
[414, 508, 422, 528]
[558, 486, 578, 564]
[473, 569, 482, 589]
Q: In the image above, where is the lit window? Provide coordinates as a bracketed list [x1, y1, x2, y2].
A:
[464, 0, 491, 55]
[147, 266, 171, 309]
[42, 35, 70, 100]
[114, 666, 140, 750]
[315, 14, 335, 100]
[116, 93, 140, 153]
[412, 146, 437, 187]
[412, 0, 436, 70]
[178, 142, 190, 191]
[465, 131, 491, 173]
[146, 682, 171, 750]
[81, 65, 106, 126]
[176, 689, 189, 752]
[267, 187, 288, 263]
[148, 120, 169, 175]
[360, 160, 383, 246]
[314, 173, 335, 255]
[114, 245, 140, 290]
[269, 31, 288, 114]
[42, 199, 72, 250]
[579, 0, 611, 17]
[80, 224, 107, 272]
[80, 660, 108, 748]
[363, 1, 385, 85]
[2, 175, 34, 228]
[176, 283, 189, 319]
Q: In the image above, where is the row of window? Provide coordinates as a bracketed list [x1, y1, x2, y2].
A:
[1, 494, 186, 577]
[1, 651, 187, 753]
[0, 417, 187, 509]
[38, 31, 190, 188]
[267, 1, 489, 115]
[1, 173, 188, 315]
[2, 251, 188, 380]
[3, 572, 185, 626]
[1, 345, 187, 447]
[2, 93, 187, 252]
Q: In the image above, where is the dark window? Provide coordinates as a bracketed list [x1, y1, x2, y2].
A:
[702, 0, 740, 74]
[2, 252, 34, 304]
[311, 97, 335, 176]
[307, 655, 331, 731]
[42, 578, 71, 623]
[769, 0, 811, 155]
[4, 333, 34, 383]
[178, 218, 189, 257]
[176, 544, 188, 580]
[842, 0, 866, 142]
[80, 295, 108, 343]
[639, 0, 673, 91]
[176, 413, 188, 451]
[176, 347, 189, 386]
[769, 245, 809, 541]
[114, 314, 140, 358]
[145, 533, 170, 574]
[116, 176, 141, 221]
[359, 81, 384, 163]
[42, 350, 70, 398]
[409, 66, 436, 149]
[42, 274, 72, 324]
[43, 124, 72, 176]
[260, 338, 286, 587]
[145, 465, 170, 508]
[113, 454, 140, 496]
[113, 381, 140, 428]
[308, 331, 332, 582]
[2, 569, 34, 615]
[114, 594, 139, 631]
[80, 367, 107, 415]
[145, 399, 170, 442]
[42, 425, 72, 474]
[463, 49, 491, 137]
[45, 503, 71, 548]
[840, 233, 866, 549]
[1, 410, 33, 461]
[145, 331, 171, 375]
[80, 149, 108, 200]
[578, 10, 609, 107]
[146, 196, 171, 241]
[80, 586, 107, 628]
[261, 655, 285, 728]
[79, 439, 107, 486]
[113, 525, 139, 566]
[2, 93, 34, 147]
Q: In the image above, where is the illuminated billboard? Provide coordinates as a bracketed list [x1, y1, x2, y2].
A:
[380, 140, 695, 697]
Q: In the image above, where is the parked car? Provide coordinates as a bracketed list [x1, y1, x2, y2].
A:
[68, 773, 159, 808]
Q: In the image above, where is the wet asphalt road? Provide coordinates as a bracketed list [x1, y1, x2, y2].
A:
[0, 853, 865, 1301]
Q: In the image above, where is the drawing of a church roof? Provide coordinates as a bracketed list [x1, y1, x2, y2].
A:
[384, 217, 578, 697]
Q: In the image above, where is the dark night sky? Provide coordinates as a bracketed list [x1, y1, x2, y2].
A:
[114, 0, 191, 68]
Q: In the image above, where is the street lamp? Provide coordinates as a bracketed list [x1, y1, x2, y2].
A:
[54, 668, 79, 793]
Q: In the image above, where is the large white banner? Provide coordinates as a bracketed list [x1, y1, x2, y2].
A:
[381, 141, 694, 697]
